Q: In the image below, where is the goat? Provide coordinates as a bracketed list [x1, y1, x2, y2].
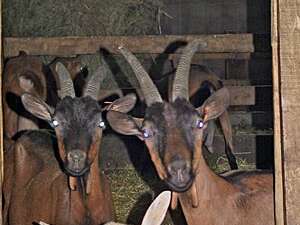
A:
[3, 51, 47, 140]
[136, 54, 237, 169]
[106, 40, 274, 225]
[173, 65, 237, 169]
[3, 62, 137, 225]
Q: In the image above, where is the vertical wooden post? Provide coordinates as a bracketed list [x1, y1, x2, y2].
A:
[271, 0, 285, 224]
[272, 0, 300, 224]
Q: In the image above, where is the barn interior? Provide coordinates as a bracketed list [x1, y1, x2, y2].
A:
[3, 1, 272, 224]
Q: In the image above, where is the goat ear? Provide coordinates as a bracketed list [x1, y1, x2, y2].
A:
[141, 191, 171, 225]
[106, 110, 143, 137]
[203, 120, 216, 153]
[104, 93, 137, 113]
[19, 76, 34, 92]
[197, 87, 230, 122]
[21, 93, 54, 122]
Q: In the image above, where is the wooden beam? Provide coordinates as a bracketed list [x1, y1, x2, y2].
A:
[3, 34, 254, 57]
[117, 85, 255, 106]
[169, 52, 251, 61]
[274, 0, 300, 224]
[271, 0, 285, 224]
[228, 86, 255, 106]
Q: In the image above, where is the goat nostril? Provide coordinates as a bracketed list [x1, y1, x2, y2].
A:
[167, 165, 176, 175]
[177, 169, 184, 182]
[67, 150, 86, 162]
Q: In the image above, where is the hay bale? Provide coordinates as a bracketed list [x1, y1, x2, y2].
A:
[4, 0, 164, 37]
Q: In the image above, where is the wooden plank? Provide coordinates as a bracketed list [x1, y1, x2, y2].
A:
[169, 52, 251, 62]
[228, 86, 254, 106]
[229, 110, 273, 129]
[274, 0, 300, 224]
[116, 85, 255, 106]
[271, 26, 279, 175]
[223, 79, 250, 86]
[3, 34, 254, 57]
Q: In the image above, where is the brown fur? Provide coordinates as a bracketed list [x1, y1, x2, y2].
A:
[175, 137, 274, 225]
[108, 44, 273, 225]
[166, 65, 237, 169]
[3, 130, 114, 225]
[3, 52, 47, 139]
[49, 57, 83, 89]
[107, 95, 274, 225]
[2, 62, 135, 225]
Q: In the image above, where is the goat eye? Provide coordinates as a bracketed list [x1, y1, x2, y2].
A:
[51, 120, 59, 128]
[98, 121, 106, 129]
[80, 66, 88, 73]
[196, 119, 204, 129]
[142, 128, 153, 139]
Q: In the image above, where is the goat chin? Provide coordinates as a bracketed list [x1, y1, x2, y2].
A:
[171, 182, 199, 210]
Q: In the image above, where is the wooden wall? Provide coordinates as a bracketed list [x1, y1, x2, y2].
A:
[272, 0, 300, 224]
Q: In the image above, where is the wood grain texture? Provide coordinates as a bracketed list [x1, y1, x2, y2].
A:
[3, 34, 254, 57]
[271, 0, 285, 223]
[228, 86, 254, 106]
[274, 0, 300, 224]
[120, 85, 254, 106]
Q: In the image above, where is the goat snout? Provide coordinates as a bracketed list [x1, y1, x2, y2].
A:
[166, 160, 193, 192]
[66, 150, 87, 175]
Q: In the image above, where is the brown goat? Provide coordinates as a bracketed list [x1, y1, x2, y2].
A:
[140, 57, 237, 169]
[3, 51, 47, 140]
[3, 63, 136, 225]
[183, 66, 237, 169]
[106, 40, 274, 225]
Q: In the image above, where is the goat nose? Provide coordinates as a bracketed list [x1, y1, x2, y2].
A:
[167, 160, 190, 181]
[67, 150, 86, 162]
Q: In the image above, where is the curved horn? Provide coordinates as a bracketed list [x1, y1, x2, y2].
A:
[56, 62, 75, 98]
[83, 65, 105, 99]
[118, 46, 163, 106]
[172, 39, 202, 101]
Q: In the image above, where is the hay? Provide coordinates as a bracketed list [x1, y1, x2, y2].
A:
[3, 0, 167, 94]
[106, 165, 182, 225]
[4, 0, 163, 37]
[106, 156, 254, 224]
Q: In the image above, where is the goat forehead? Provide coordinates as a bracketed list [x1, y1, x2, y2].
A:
[64, 127, 93, 150]
[145, 99, 197, 155]
[55, 96, 102, 123]
[146, 99, 198, 127]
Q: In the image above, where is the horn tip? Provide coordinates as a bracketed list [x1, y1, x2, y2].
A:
[55, 62, 65, 72]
